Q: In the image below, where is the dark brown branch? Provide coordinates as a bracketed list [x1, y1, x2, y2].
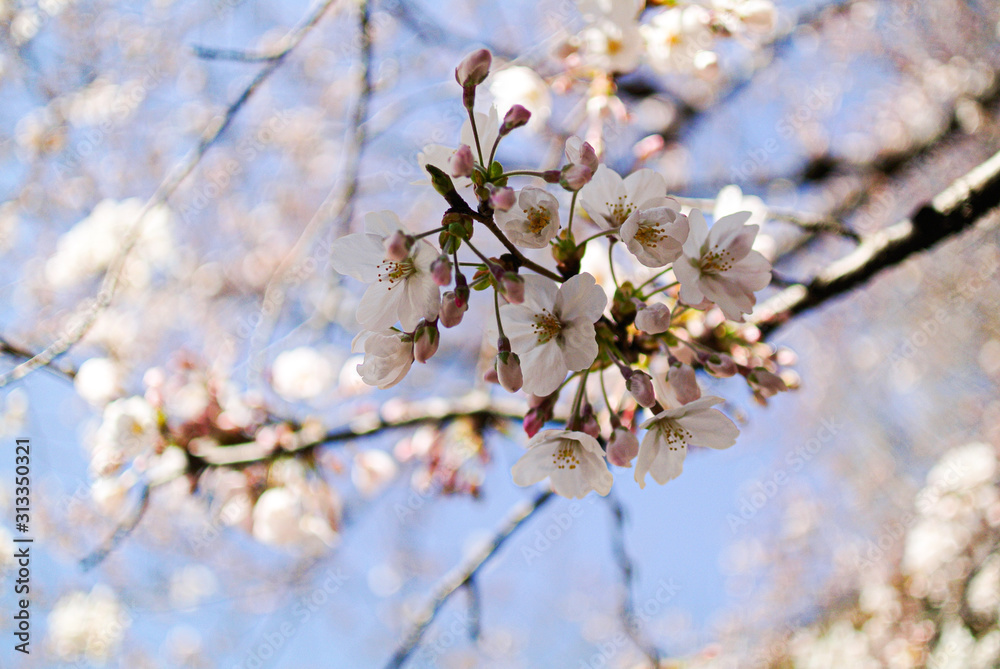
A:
[382, 490, 554, 669]
[753, 149, 1000, 338]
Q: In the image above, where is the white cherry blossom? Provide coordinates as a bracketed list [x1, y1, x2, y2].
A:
[620, 201, 689, 267]
[641, 6, 713, 74]
[495, 187, 561, 249]
[511, 429, 613, 498]
[500, 273, 607, 396]
[673, 208, 772, 321]
[353, 330, 414, 389]
[579, 165, 672, 230]
[331, 211, 440, 332]
[634, 396, 739, 488]
[489, 66, 551, 128]
[271, 347, 333, 400]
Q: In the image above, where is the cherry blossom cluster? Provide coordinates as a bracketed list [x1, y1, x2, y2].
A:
[333, 49, 793, 501]
[568, 0, 777, 77]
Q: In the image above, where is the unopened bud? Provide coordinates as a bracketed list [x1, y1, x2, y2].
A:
[523, 409, 545, 437]
[668, 363, 701, 404]
[431, 256, 452, 286]
[565, 137, 599, 173]
[634, 303, 672, 334]
[607, 426, 639, 467]
[580, 409, 600, 440]
[455, 48, 492, 88]
[748, 367, 787, 398]
[625, 370, 655, 408]
[439, 291, 468, 328]
[449, 144, 474, 178]
[500, 105, 531, 135]
[489, 186, 516, 211]
[413, 321, 440, 363]
[501, 273, 524, 304]
[483, 367, 500, 384]
[560, 164, 593, 191]
[384, 230, 412, 261]
[705, 354, 737, 377]
[496, 351, 523, 393]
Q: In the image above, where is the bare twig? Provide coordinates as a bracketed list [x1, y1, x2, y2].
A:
[190, 45, 283, 62]
[753, 148, 1000, 338]
[80, 484, 151, 571]
[382, 489, 554, 669]
[0, 0, 342, 390]
[605, 493, 663, 667]
[248, 0, 374, 387]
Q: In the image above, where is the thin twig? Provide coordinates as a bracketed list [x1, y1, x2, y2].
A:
[0, 0, 342, 390]
[247, 0, 374, 387]
[605, 493, 663, 667]
[190, 45, 283, 62]
[382, 490, 554, 669]
[80, 484, 151, 571]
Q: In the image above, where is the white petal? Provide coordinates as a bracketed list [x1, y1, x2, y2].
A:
[330, 233, 384, 282]
[357, 281, 406, 330]
[560, 320, 599, 371]
[364, 210, 405, 238]
[555, 272, 607, 322]
[520, 341, 567, 396]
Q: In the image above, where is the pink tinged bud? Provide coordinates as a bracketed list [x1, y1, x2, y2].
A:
[439, 291, 468, 328]
[500, 105, 531, 135]
[501, 274, 524, 304]
[483, 367, 500, 384]
[634, 303, 672, 334]
[560, 164, 593, 191]
[749, 367, 788, 397]
[581, 413, 600, 440]
[607, 426, 639, 467]
[523, 409, 545, 437]
[668, 364, 701, 404]
[490, 186, 516, 212]
[455, 48, 492, 87]
[449, 144, 474, 178]
[496, 351, 523, 393]
[705, 354, 737, 377]
[576, 141, 599, 173]
[413, 322, 440, 363]
[625, 370, 655, 408]
[383, 230, 411, 261]
[431, 256, 452, 287]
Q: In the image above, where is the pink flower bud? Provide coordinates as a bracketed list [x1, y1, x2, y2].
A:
[500, 105, 531, 135]
[705, 354, 737, 377]
[668, 363, 701, 404]
[455, 49, 492, 87]
[501, 274, 524, 304]
[634, 303, 672, 334]
[439, 291, 468, 328]
[489, 186, 516, 211]
[565, 137, 599, 172]
[559, 164, 593, 191]
[748, 367, 787, 398]
[496, 352, 523, 393]
[483, 367, 499, 384]
[449, 144, 474, 178]
[413, 322, 440, 363]
[383, 230, 411, 261]
[607, 426, 639, 467]
[625, 370, 655, 408]
[523, 409, 545, 437]
[581, 412, 600, 440]
[431, 256, 452, 286]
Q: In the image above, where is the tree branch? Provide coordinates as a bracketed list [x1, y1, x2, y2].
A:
[382, 490, 554, 669]
[0, 0, 342, 390]
[753, 149, 1000, 338]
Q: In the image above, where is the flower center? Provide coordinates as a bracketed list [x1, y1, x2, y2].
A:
[656, 418, 693, 451]
[604, 195, 634, 228]
[699, 245, 735, 274]
[532, 309, 563, 344]
[525, 207, 551, 235]
[376, 257, 416, 290]
[633, 222, 665, 249]
[552, 440, 581, 470]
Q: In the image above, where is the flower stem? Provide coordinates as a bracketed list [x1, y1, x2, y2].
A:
[478, 218, 564, 282]
[569, 369, 590, 428]
[413, 226, 446, 240]
[500, 170, 549, 179]
[607, 241, 620, 289]
[493, 289, 506, 339]
[488, 134, 502, 169]
[575, 227, 616, 249]
[640, 281, 679, 299]
[635, 267, 671, 291]
[567, 191, 579, 239]
[467, 108, 484, 166]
